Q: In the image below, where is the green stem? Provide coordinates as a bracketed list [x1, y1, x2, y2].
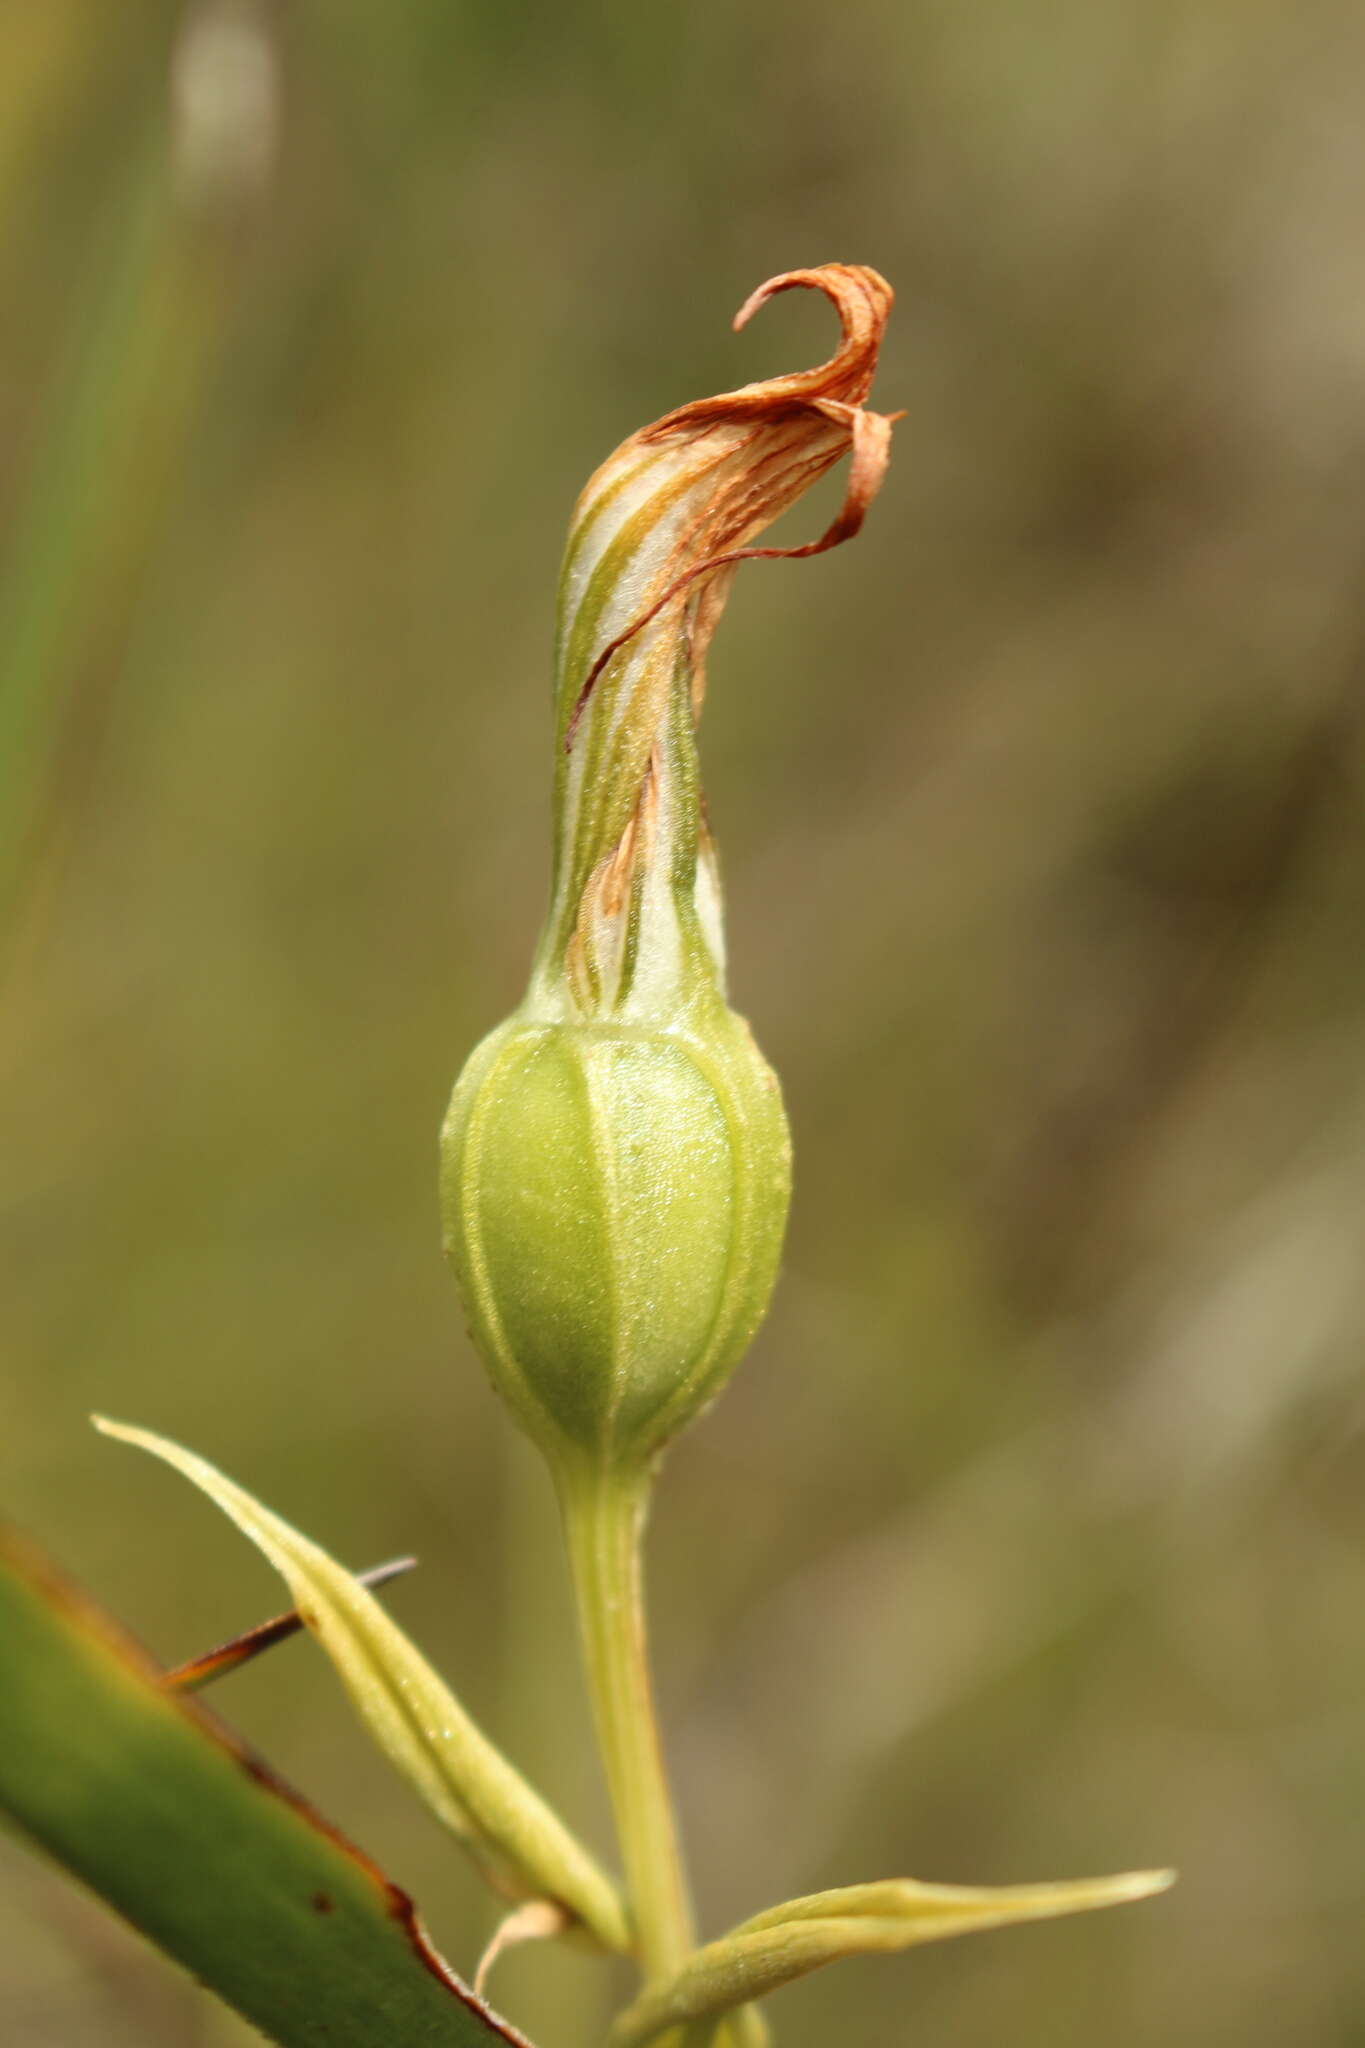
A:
[684, 2007, 772, 2048]
[558, 1464, 694, 1982]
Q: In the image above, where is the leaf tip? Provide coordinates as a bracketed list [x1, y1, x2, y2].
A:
[1110, 1867, 1178, 1904]
[92, 1414, 157, 1455]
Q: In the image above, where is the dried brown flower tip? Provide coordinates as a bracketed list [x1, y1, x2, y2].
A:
[565, 263, 898, 748]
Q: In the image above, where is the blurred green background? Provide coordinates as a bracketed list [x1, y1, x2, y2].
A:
[4, 2, 1365, 2042]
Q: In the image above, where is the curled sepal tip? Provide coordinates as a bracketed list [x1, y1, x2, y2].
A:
[93, 1418, 631, 1957]
[608, 1869, 1176, 2047]
[566, 264, 899, 749]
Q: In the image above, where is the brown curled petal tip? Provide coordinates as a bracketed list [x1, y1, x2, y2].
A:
[731, 264, 894, 402]
[643, 263, 894, 438]
[806, 400, 898, 550]
[565, 263, 897, 753]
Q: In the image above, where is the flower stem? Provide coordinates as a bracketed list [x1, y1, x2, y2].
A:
[558, 1463, 695, 1982]
[684, 2005, 772, 2048]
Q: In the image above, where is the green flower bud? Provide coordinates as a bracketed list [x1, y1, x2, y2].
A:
[442, 265, 895, 1474]
[442, 1008, 789, 1467]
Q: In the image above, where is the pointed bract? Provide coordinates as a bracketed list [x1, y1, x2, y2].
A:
[94, 1418, 630, 1956]
[608, 1869, 1176, 2047]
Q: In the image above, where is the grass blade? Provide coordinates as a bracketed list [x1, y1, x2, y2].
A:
[0, 1524, 533, 2048]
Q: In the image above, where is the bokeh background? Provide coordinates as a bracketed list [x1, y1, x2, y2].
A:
[5, 2, 1365, 2042]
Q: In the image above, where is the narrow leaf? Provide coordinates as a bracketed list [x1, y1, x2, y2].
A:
[733, 1870, 1176, 1938]
[609, 1869, 1175, 2047]
[0, 1524, 530, 2048]
[95, 1417, 630, 1956]
[0, 126, 235, 954]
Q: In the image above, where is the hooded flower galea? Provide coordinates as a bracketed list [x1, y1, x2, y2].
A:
[440, 264, 898, 1477]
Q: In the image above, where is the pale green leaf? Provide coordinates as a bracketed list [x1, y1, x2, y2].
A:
[95, 1417, 630, 1956]
[609, 1868, 1175, 2046]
